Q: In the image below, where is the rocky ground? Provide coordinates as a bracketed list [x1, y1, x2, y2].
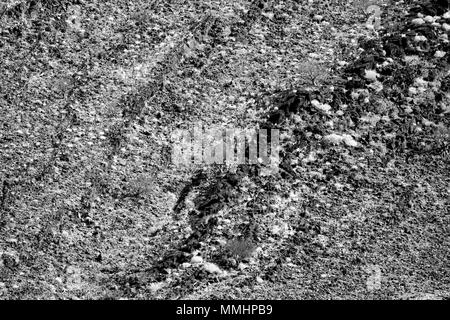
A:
[0, 0, 449, 299]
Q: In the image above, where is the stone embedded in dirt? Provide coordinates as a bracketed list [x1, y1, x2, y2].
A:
[342, 134, 358, 147]
[203, 262, 224, 275]
[190, 256, 203, 264]
[313, 15, 323, 22]
[311, 99, 331, 113]
[364, 69, 380, 81]
[422, 118, 436, 127]
[324, 133, 357, 147]
[444, 11, 450, 19]
[412, 18, 425, 25]
[409, 87, 418, 95]
[310, 99, 320, 108]
[414, 78, 428, 87]
[434, 50, 446, 58]
[214, 239, 227, 246]
[228, 258, 237, 266]
[148, 227, 160, 236]
[424, 15, 435, 23]
[404, 55, 421, 64]
[442, 23, 450, 32]
[256, 276, 264, 284]
[238, 263, 248, 270]
[414, 35, 428, 42]
[262, 11, 274, 20]
[324, 133, 343, 145]
[319, 103, 332, 113]
[66, 266, 79, 275]
[149, 282, 165, 293]
[367, 81, 384, 92]
[317, 235, 329, 247]
[404, 105, 414, 113]
[271, 225, 281, 235]
[334, 182, 345, 191]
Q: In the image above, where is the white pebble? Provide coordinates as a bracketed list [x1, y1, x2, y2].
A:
[203, 262, 223, 275]
[414, 35, 427, 42]
[313, 15, 323, 21]
[411, 18, 425, 25]
[364, 69, 380, 81]
[271, 225, 281, 235]
[190, 256, 203, 264]
[435, 50, 446, 58]
[342, 134, 358, 147]
[408, 87, 418, 95]
[423, 16, 435, 23]
[324, 134, 344, 145]
[414, 78, 427, 87]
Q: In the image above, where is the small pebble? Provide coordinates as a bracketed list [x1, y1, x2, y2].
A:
[423, 15, 434, 23]
[408, 87, 417, 95]
[411, 18, 425, 25]
[414, 35, 427, 42]
[313, 15, 323, 21]
[203, 262, 223, 275]
[435, 50, 446, 58]
[190, 256, 203, 264]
